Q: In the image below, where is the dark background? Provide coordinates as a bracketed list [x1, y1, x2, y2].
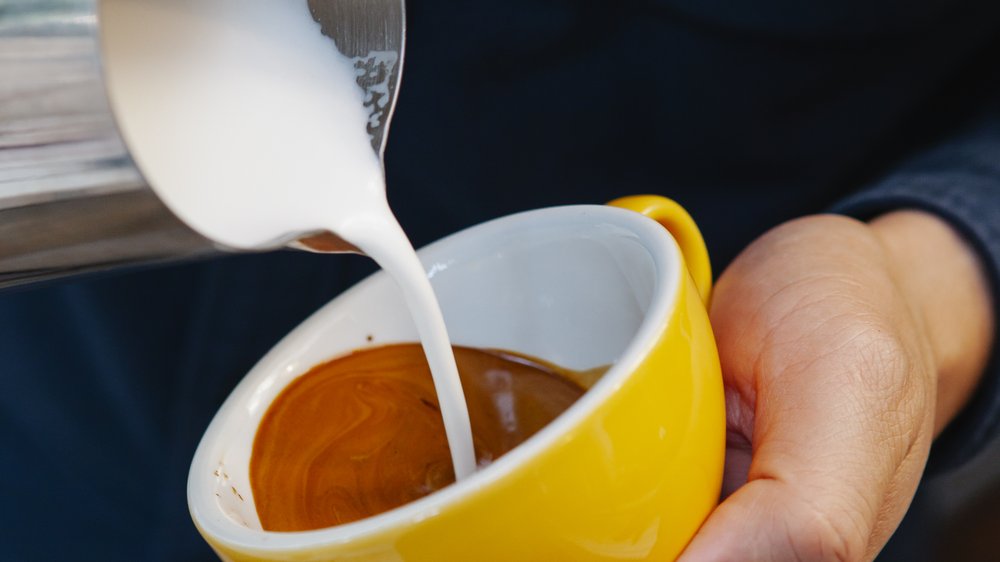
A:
[1, 1, 998, 560]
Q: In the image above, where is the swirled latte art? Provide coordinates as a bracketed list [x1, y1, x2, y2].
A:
[250, 344, 590, 532]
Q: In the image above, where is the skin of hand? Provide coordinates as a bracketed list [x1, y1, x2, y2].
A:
[678, 210, 995, 562]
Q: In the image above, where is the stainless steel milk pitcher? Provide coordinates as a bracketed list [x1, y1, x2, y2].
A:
[0, 0, 404, 290]
[1, 0, 213, 289]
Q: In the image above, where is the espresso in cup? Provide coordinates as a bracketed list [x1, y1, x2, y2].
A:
[250, 343, 601, 532]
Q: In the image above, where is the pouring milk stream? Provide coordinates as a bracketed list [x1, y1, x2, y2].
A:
[99, 0, 477, 479]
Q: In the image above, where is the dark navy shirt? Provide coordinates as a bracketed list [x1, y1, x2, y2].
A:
[1, 2, 998, 560]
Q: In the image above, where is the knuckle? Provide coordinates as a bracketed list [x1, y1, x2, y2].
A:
[851, 328, 932, 426]
[851, 329, 912, 395]
[839, 328, 930, 454]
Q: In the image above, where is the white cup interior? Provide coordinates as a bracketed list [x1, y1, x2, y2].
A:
[188, 205, 681, 550]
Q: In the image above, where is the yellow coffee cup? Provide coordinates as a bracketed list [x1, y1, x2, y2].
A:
[188, 195, 725, 561]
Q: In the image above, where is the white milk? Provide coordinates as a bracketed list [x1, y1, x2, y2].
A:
[99, 0, 477, 480]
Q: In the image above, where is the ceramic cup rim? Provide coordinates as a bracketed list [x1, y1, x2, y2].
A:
[188, 204, 683, 552]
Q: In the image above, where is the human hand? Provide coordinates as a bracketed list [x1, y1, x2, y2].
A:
[679, 211, 994, 561]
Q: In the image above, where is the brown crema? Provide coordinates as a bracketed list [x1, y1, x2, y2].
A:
[250, 343, 590, 532]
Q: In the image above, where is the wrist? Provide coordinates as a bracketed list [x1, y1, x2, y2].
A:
[868, 210, 995, 434]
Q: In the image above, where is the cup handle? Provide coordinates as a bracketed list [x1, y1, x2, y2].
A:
[607, 195, 713, 305]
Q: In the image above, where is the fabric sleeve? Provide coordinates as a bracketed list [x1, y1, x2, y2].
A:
[831, 108, 1000, 473]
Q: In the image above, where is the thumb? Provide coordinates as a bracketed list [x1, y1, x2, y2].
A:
[676, 329, 934, 562]
[679, 477, 862, 562]
[676, 322, 937, 562]
[678, 219, 944, 562]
